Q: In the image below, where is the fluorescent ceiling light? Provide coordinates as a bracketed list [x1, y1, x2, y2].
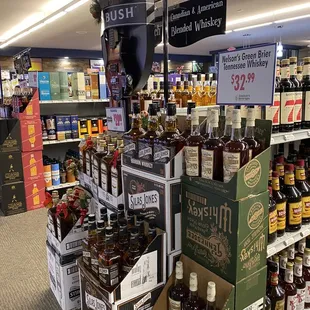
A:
[234, 22, 273, 32]
[65, 0, 89, 12]
[42, 0, 74, 13]
[44, 11, 67, 24]
[28, 23, 45, 33]
[64, 56, 69, 59]
[274, 14, 310, 23]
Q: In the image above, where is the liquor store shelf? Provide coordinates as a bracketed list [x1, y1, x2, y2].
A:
[43, 138, 81, 145]
[46, 181, 80, 191]
[267, 226, 310, 258]
[39, 99, 110, 104]
[270, 129, 310, 145]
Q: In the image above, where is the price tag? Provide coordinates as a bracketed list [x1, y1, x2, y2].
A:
[106, 107, 126, 132]
[217, 43, 277, 105]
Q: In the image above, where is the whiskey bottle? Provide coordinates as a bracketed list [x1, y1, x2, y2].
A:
[290, 57, 303, 130]
[127, 209, 135, 230]
[147, 221, 157, 244]
[155, 102, 164, 134]
[109, 213, 119, 243]
[92, 140, 107, 186]
[267, 264, 285, 310]
[117, 204, 125, 222]
[138, 104, 160, 162]
[275, 156, 285, 190]
[294, 256, 306, 310]
[183, 273, 205, 310]
[205, 282, 216, 310]
[272, 172, 287, 237]
[100, 144, 115, 193]
[117, 218, 129, 260]
[90, 220, 105, 277]
[202, 73, 211, 106]
[297, 66, 303, 83]
[210, 73, 217, 105]
[297, 238, 306, 258]
[303, 248, 310, 308]
[268, 186, 277, 244]
[223, 109, 249, 183]
[192, 73, 202, 106]
[180, 101, 196, 139]
[302, 57, 310, 129]
[82, 214, 97, 270]
[221, 106, 234, 144]
[288, 244, 295, 263]
[201, 109, 224, 181]
[168, 261, 189, 310]
[242, 108, 261, 160]
[184, 108, 205, 177]
[182, 81, 192, 108]
[98, 226, 121, 289]
[283, 262, 297, 310]
[175, 81, 183, 108]
[280, 59, 294, 132]
[136, 215, 147, 250]
[158, 81, 165, 108]
[111, 146, 123, 197]
[295, 159, 310, 224]
[282, 164, 302, 232]
[100, 207, 109, 226]
[85, 138, 95, 177]
[279, 250, 288, 285]
[188, 74, 193, 94]
[123, 102, 144, 158]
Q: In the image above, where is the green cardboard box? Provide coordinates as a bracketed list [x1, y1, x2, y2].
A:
[50, 72, 61, 101]
[59, 72, 69, 100]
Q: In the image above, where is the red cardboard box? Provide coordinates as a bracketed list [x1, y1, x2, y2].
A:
[20, 119, 43, 152]
[22, 151, 44, 182]
[24, 179, 45, 211]
[12, 89, 40, 120]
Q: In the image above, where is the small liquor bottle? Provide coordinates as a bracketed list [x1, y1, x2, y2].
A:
[111, 146, 123, 198]
[90, 220, 105, 277]
[303, 248, 310, 308]
[242, 108, 261, 160]
[267, 264, 285, 310]
[205, 282, 216, 310]
[82, 214, 97, 270]
[282, 164, 302, 232]
[201, 73, 211, 106]
[297, 238, 306, 258]
[302, 57, 310, 129]
[221, 106, 234, 144]
[294, 256, 306, 310]
[275, 156, 285, 190]
[98, 226, 121, 289]
[85, 138, 95, 177]
[279, 250, 288, 285]
[100, 207, 108, 226]
[192, 73, 203, 106]
[288, 244, 295, 263]
[180, 101, 196, 139]
[184, 108, 205, 177]
[210, 73, 217, 105]
[283, 262, 297, 310]
[295, 159, 310, 224]
[268, 186, 277, 244]
[123, 103, 145, 158]
[93, 140, 107, 186]
[223, 109, 249, 183]
[201, 109, 224, 181]
[183, 273, 205, 310]
[272, 171, 287, 237]
[168, 261, 189, 309]
[100, 144, 115, 193]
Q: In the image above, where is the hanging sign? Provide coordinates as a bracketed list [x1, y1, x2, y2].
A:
[168, 0, 227, 48]
[106, 107, 126, 132]
[217, 43, 277, 106]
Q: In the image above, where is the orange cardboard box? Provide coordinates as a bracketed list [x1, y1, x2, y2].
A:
[12, 89, 40, 120]
[20, 119, 43, 152]
[24, 179, 45, 211]
[22, 151, 44, 182]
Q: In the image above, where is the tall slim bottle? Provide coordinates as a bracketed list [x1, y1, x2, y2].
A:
[303, 248, 310, 309]
[294, 256, 306, 310]
[183, 273, 205, 310]
[302, 57, 310, 129]
[205, 282, 216, 310]
[221, 106, 233, 143]
[180, 102, 196, 139]
[283, 262, 297, 310]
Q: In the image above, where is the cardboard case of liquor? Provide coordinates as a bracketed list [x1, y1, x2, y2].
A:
[0, 118, 21, 153]
[20, 118, 43, 152]
[122, 165, 181, 255]
[0, 151, 24, 185]
[77, 228, 166, 305]
[24, 178, 45, 211]
[47, 241, 81, 310]
[21, 150, 44, 183]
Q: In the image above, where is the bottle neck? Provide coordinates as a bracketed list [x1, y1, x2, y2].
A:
[129, 237, 140, 251]
[175, 277, 184, 286]
[231, 123, 242, 141]
[285, 268, 293, 283]
[272, 177, 280, 191]
[290, 63, 297, 78]
[223, 124, 232, 137]
[105, 236, 115, 250]
[284, 172, 295, 186]
[304, 254, 310, 268]
[275, 164, 284, 177]
[244, 122, 255, 139]
[165, 115, 177, 132]
[296, 167, 306, 181]
[294, 263, 303, 278]
[148, 115, 158, 131]
[208, 122, 219, 139]
[270, 272, 279, 286]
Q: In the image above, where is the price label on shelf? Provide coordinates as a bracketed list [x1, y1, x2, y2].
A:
[106, 107, 126, 132]
[217, 43, 277, 106]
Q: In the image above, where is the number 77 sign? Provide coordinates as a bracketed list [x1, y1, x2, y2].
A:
[217, 43, 277, 106]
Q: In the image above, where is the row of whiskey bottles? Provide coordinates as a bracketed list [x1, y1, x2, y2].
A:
[82, 205, 157, 290]
[80, 134, 123, 197]
[267, 239, 310, 310]
[168, 261, 216, 310]
[268, 158, 310, 245]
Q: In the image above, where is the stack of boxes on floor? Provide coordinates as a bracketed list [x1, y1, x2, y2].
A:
[0, 89, 44, 215]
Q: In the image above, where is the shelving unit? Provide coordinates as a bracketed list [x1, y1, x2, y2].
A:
[40, 99, 109, 104]
[43, 138, 81, 145]
[46, 181, 79, 191]
[270, 129, 310, 145]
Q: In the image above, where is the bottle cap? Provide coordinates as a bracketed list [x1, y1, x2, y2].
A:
[187, 101, 196, 115]
[127, 209, 135, 217]
[100, 207, 107, 215]
[130, 228, 139, 237]
[281, 59, 290, 66]
[297, 66, 303, 72]
[284, 164, 294, 172]
[148, 104, 157, 116]
[286, 262, 293, 270]
[167, 103, 176, 116]
[118, 218, 128, 228]
[272, 171, 279, 177]
[118, 204, 125, 211]
[132, 103, 140, 114]
[97, 220, 105, 229]
[189, 272, 198, 291]
[305, 248, 310, 255]
[275, 156, 284, 164]
[296, 159, 305, 167]
[207, 281, 216, 302]
[88, 214, 96, 222]
[289, 57, 297, 63]
[304, 57, 310, 64]
[295, 256, 302, 264]
[232, 109, 241, 123]
[175, 261, 183, 280]
[110, 213, 117, 221]
[105, 226, 113, 236]
[137, 214, 144, 222]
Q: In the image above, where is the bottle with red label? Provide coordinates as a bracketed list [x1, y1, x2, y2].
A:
[280, 59, 294, 132]
[283, 262, 297, 310]
[302, 57, 310, 129]
[294, 256, 306, 310]
[303, 248, 310, 309]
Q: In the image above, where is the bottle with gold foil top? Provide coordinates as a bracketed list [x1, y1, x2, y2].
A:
[295, 159, 310, 224]
[302, 57, 310, 129]
[282, 164, 302, 232]
[283, 262, 297, 310]
[268, 186, 277, 245]
[303, 248, 310, 308]
[294, 256, 306, 310]
[267, 264, 285, 310]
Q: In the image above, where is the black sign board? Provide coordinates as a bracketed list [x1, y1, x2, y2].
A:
[21, 52, 32, 73]
[168, 0, 227, 48]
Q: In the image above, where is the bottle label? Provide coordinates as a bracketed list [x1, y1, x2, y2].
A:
[124, 138, 137, 156]
[138, 141, 153, 161]
[303, 64, 310, 76]
[201, 149, 214, 180]
[281, 67, 290, 79]
[298, 240, 305, 254]
[294, 91, 303, 122]
[285, 173, 295, 185]
[122, 265, 132, 274]
[168, 297, 181, 310]
[91, 258, 98, 266]
[275, 299, 285, 310]
[303, 91, 310, 122]
[248, 149, 253, 161]
[154, 144, 175, 163]
[280, 92, 294, 125]
[296, 288, 306, 310]
[276, 164, 284, 177]
[184, 146, 199, 176]
[286, 295, 297, 310]
[223, 151, 240, 183]
[288, 201, 302, 225]
[111, 166, 119, 197]
[294, 263, 303, 277]
[290, 64, 297, 76]
[100, 162, 108, 191]
[302, 196, 310, 219]
[83, 251, 91, 266]
[269, 209, 277, 234]
[280, 255, 287, 269]
[306, 281, 310, 302]
[288, 246, 295, 260]
[276, 202, 286, 231]
[86, 154, 91, 176]
[93, 159, 99, 185]
[99, 262, 120, 287]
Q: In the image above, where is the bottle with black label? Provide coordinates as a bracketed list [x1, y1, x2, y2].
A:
[92, 140, 107, 186]
[268, 186, 277, 244]
[280, 59, 294, 132]
[294, 256, 306, 310]
[110, 146, 123, 198]
[302, 57, 310, 129]
[136, 215, 147, 250]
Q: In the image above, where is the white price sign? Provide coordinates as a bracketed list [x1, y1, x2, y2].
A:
[106, 107, 126, 132]
[217, 43, 277, 106]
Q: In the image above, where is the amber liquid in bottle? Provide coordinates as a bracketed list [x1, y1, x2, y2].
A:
[268, 186, 277, 244]
[201, 109, 224, 181]
[192, 73, 202, 106]
[182, 81, 192, 108]
[267, 268, 285, 310]
[82, 214, 97, 271]
[90, 220, 105, 277]
[180, 102, 196, 139]
[93, 140, 107, 186]
[303, 248, 310, 308]
[175, 81, 183, 108]
[183, 273, 205, 310]
[283, 262, 297, 310]
[221, 106, 233, 144]
[100, 144, 115, 194]
[294, 256, 306, 310]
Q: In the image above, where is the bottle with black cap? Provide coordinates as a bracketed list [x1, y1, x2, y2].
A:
[182, 77, 192, 107]
[117, 204, 125, 222]
[193, 73, 203, 106]
[90, 220, 105, 277]
[82, 214, 97, 270]
[127, 209, 135, 230]
[117, 219, 129, 259]
[180, 101, 196, 139]
[147, 221, 157, 244]
[100, 207, 108, 226]
[109, 213, 119, 243]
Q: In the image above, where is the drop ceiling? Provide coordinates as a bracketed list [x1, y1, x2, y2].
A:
[0, 0, 310, 55]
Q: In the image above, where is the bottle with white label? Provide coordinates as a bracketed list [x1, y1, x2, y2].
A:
[302, 57, 310, 129]
[294, 256, 306, 310]
[283, 262, 297, 310]
[110, 146, 123, 197]
[280, 59, 294, 132]
[201, 109, 224, 181]
[223, 109, 249, 183]
[183, 273, 205, 310]
[303, 248, 310, 308]
[184, 108, 205, 177]
[297, 237, 306, 258]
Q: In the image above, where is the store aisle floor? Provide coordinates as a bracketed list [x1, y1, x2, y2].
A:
[0, 208, 61, 310]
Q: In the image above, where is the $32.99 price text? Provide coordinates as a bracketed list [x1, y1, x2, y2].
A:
[231, 73, 255, 91]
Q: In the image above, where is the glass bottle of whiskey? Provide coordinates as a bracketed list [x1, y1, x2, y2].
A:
[221, 106, 234, 144]
[303, 248, 310, 308]
[275, 156, 285, 190]
[268, 186, 277, 244]
[279, 250, 288, 285]
[201, 109, 224, 181]
[283, 164, 302, 232]
[302, 57, 310, 129]
[295, 159, 310, 224]
[117, 204, 125, 222]
[210, 73, 217, 105]
[111, 146, 123, 198]
[175, 81, 183, 108]
[182, 81, 192, 108]
[92, 140, 107, 186]
[183, 273, 205, 310]
[297, 65, 303, 83]
[223, 109, 249, 183]
[117, 219, 129, 261]
[242, 107, 261, 160]
[267, 264, 285, 310]
[127, 209, 135, 230]
[98, 226, 121, 289]
[205, 282, 216, 310]
[138, 104, 159, 162]
[147, 221, 157, 244]
[294, 256, 306, 310]
[90, 220, 105, 277]
[82, 214, 97, 270]
[123, 103, 145, 158]
[100, 144, 115, 193]
[109, 213, 119, 243]
[202, 73, 211, 106]
[136, 215, 147, 250]
[192, 73, 202, 106]
[180, 101, 196, 139]
[85, 138, 95, 177]
[184, 108, 205, 177]
[283, 262, 297, 310]
[168, 261, 189, 310]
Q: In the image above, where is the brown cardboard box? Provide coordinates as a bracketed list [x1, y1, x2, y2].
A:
[0, 151, 24, 185]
